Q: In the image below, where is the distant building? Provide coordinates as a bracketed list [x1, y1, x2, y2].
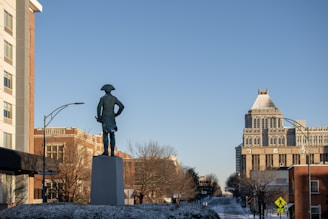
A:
[236, 89, 328, 178]
[288, 164, 328, 219]
[0, 0, 43, 208]
[198, 176, 214, 196]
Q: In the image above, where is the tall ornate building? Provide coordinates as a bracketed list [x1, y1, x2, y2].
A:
[236, 89, 328, 178]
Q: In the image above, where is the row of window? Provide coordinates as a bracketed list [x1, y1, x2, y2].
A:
[249, 153, 327, 170]
[4, 9, 14, 64]
[245, 137, 285, 145]
[297, 135, 328, 145]
[253, 117, 282, 129]
[246, 117, 283, 129]
[2, 9, 14, 129]
[245, 135, 328, 146]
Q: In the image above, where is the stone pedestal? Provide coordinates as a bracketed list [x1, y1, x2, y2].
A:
[90, 156, 124, 205]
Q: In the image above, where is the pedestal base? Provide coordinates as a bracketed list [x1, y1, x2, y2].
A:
[90, 156, 124, 205]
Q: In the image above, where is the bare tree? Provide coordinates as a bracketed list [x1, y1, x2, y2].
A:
[226, 173, 241, 197]
[206, 174, 222, 196]
[170, 166, 198, 201]
[48, 136, 92, 204]
[130, 141, 179, 203]
[240, 170, 288, 208]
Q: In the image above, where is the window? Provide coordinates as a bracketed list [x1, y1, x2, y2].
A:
[272, 117, 276, 128]
[4, 71, 12, 90]
[320, 153, 328, 164]
[4, 41, 13, 64]
[311, 180, 319, 194]
[46, 181, 64, 200]
[306, 154, 315, 164]
[262, 118, 265, 129]
[4, 101, 12, 119]
[265, 154, 273, 168]
[3, 71, 13, 89]
[311, 205, 321, 219]
[319, 136, 323, 144]
[292, 154, 300, 164]
[279, 154, 286, 166]
[3, 132, 12, 149]
[252, 154, 260, 171]
[4, 10, 13, 35]
[34, 188, 42, 199]
[46, 144, 64, 162]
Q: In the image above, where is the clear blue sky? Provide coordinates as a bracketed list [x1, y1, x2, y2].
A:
[34, 0, 328, 188]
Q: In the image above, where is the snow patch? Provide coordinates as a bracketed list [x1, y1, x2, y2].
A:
[0, 202, 219, 219]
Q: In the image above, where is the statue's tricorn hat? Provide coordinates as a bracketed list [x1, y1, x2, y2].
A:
[101, 84, 115, 92]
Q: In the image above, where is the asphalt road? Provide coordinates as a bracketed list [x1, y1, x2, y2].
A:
[208, 197, 248, 219]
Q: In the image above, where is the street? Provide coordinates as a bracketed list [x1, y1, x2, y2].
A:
[207, 197, 288, 219]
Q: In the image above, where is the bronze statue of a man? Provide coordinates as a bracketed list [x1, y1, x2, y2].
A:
[96, 84, 124, 156]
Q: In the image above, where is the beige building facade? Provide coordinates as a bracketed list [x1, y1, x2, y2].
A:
[0, 0, 42, 207]
[237, 89, 328, 178]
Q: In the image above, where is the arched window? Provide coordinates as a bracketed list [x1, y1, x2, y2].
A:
[262, 118, 265, 129]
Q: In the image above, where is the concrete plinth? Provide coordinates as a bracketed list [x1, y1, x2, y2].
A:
[90, 156, 124, 205]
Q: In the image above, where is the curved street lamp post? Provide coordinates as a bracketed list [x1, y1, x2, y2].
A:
[283, 118, 311, 219]
[42, 102, 84, 203]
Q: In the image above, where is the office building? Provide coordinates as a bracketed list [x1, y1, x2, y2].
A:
[236, 89, 328, 178]
[0, 0, 43, 208]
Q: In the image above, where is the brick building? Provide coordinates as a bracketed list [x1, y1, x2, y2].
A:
[289, 164, 328, 219]
[34, 127, 132, 203]
[34, 127, 183, 204]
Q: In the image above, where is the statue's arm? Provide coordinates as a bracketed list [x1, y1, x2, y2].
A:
[115, 99, 124, 117]
[96, 98, 103, 121]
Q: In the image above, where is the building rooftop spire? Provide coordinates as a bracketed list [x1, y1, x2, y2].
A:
[251, 89, 277, 110]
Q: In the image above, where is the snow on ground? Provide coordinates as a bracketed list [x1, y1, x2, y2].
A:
[0, 197, 290, 219]
[0, 202, 219, 219]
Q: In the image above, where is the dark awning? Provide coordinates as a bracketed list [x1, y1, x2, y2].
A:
[0, 147, 57, 175]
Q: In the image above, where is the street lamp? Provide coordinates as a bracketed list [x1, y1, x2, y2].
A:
[42, 102, 84, 203]
[283, 117, 311, 219]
